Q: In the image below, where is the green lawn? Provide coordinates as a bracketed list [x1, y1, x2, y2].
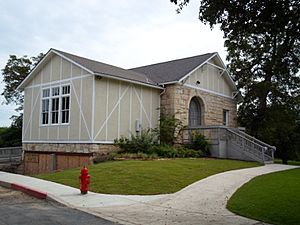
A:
[35, 158, 259, 195]
[227, 168, 300, 225]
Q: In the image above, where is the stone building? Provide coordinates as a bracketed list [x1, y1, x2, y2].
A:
[18, 49, 241, 174]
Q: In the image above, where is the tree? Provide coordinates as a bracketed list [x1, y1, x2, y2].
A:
[1, 53, 44, 124]
[0, 127, 22, 147]
[171, 0, 300, 163]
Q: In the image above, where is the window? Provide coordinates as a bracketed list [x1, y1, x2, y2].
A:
[51, 97, 59, 124]
[41, 85, 70, 125]
[189, 97, 202, 127]
[61, 85, 70, 124]
[41, 89, 50, 125]
[223, 109, 229, 126]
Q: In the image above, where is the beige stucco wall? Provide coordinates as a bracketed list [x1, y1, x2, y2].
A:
[186, 63, 232, 97]
[23, 54, 93, 143]
[22, 54, 161, 144]
[93, 77, 160, 141]
[161, 83, 237, 128]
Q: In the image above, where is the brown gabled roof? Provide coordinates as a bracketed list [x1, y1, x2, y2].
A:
[130, 53, 216, 84]
[53, 49, 158, 86]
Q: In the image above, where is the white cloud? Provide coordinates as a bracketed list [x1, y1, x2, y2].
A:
[0, 0, 227, 126]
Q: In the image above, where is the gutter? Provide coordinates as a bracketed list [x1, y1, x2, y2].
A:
[94, 72, 164, 90]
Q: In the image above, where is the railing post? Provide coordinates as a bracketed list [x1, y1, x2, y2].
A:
[272, 146, 276, 161]
[262, 147, 267, 163]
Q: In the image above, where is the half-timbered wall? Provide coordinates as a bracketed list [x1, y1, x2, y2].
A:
[22, 54, 161, 144]
[185, 61, 233, 98]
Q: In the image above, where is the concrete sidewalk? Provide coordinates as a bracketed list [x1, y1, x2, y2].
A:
[0, 164, 298, 225]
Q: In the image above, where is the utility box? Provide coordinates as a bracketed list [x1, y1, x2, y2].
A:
[135, 119, 141, 132]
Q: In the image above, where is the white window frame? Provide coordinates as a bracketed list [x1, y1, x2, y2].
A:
[40, 84, 71, 126]
[61, 85, 71, 124]
[41, 88, 50, 125]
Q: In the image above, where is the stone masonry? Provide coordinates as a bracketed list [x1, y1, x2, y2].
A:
[161, 84, 238, 128]
[23, 143, 118, 156]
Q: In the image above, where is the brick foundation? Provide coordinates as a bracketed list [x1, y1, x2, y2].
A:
[23, 143, 119, 174]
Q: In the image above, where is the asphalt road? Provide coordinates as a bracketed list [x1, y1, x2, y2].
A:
[0, 186, 119, 225]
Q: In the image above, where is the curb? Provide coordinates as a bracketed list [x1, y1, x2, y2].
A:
[0, 180, 47, 199]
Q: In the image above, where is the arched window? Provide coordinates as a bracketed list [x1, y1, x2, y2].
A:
[189, 97, 201, 127]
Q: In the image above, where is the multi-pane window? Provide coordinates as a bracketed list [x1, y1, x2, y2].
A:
[41, 89, 50, 125]
[51, 87, 60, 124]
[51, 97, 59, 124]
[61, 85, 70, 124]
[41, 85, 70, 125]
[223, 109, 229, 126]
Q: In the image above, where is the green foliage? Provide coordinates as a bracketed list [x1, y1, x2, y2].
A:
[0, 126, 22, 147]
[1, 53, 44, 125]
[149, 144, 204, 158]
[185, 131, 209, 155]
[156, 114, 182, 145]
[36, 158, 259, 195]
[114, 128, 206, 158]
[275, 159, 300, 166]
[113, 152, 159, 160]
[227, 168, 300, 225]
[114, 129, 158, 154]
[171, 0, 300, 161]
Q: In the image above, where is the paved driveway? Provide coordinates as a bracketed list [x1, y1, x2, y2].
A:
[0, 186, 118, 225]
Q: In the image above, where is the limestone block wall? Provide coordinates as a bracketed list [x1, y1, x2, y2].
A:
[161, 84, 237, 128]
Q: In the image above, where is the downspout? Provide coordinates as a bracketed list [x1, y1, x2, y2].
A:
[159, 84, 166, 97]
[159, 84, 166, 113]
[158, 84, 166, 144]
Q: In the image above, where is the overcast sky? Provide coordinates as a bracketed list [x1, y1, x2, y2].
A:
[0, 0, 227, 127]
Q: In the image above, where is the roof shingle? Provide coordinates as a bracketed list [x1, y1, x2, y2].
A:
[130, 53, 216, 84]
[53, 49, 157, 86]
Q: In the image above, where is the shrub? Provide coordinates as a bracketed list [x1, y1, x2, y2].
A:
[154, 114, 182, 145]
[149, 144, 203, 158]
[149, 144, 178, 158]
[185, 132, 210, 156]
[114, 129, 158, 154]
[113, 152, 159, 160]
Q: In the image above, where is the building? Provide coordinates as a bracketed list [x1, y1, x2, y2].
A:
[18, 49, 272, 174]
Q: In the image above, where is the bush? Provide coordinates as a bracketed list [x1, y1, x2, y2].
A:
[185, 132, 210, 156]
[114, 128, 209, 159]
[149, 144, 204, 158]
[114, 129, 158, 154]
[113, 152, 159, 160]
[154, 114, 182, 145]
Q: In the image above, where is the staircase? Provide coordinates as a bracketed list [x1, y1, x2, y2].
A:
[226, 128, 275, 164]
[181, 126, 276, 164]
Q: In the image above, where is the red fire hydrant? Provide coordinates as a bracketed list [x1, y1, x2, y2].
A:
[79, 166, 90, 194]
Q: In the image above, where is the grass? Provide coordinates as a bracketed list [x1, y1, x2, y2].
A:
[35, 158, 260, 195]
[227, 168, 300, 225]
[274, 159, 300, 166]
